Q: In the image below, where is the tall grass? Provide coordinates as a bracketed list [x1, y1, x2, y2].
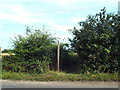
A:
[2, 71, 119, 81]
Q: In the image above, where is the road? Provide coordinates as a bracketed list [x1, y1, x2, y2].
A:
[0, 80, 119, 88]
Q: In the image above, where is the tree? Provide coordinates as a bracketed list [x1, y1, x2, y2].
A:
[2, 27, 56, 74]
[69, 8, 119, 73]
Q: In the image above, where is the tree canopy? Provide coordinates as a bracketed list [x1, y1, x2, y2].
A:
[3, 27, 56, 74]
[69, 8, 119, 73]
[12, 27, 56, 62]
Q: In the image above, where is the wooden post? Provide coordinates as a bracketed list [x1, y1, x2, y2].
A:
[57, 40, 60, 72]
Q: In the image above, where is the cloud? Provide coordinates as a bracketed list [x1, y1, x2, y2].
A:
[58, 34, 71, 40]
[69, 17, 87, 23]
[0, 5, 46, 24]
[48, 21, 73, 32]
[0, 3, 72, 37]
[0, 0, 118, 24]
[1, 0, 119, 5]
[38, 0, 119, 6]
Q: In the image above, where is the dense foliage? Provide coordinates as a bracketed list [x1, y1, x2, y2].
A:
[2, 27, 71, 73]
[69, 8, 119, 73]
[2, 27, 56, 74]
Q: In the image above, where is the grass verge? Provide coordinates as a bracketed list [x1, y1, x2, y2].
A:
[2, 71, 119, 81]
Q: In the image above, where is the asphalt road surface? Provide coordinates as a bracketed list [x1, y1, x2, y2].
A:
[0, 80, 119, 88]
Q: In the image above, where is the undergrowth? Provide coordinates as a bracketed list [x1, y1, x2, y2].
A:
[2, 71, 119, 81]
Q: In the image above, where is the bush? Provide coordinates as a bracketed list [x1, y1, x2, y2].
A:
[2, 27, 56, 74]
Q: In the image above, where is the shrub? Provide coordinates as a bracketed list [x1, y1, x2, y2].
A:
[2, 27, 56, 74]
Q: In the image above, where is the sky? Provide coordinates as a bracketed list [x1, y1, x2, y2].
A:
[0, 0, 119, 50]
